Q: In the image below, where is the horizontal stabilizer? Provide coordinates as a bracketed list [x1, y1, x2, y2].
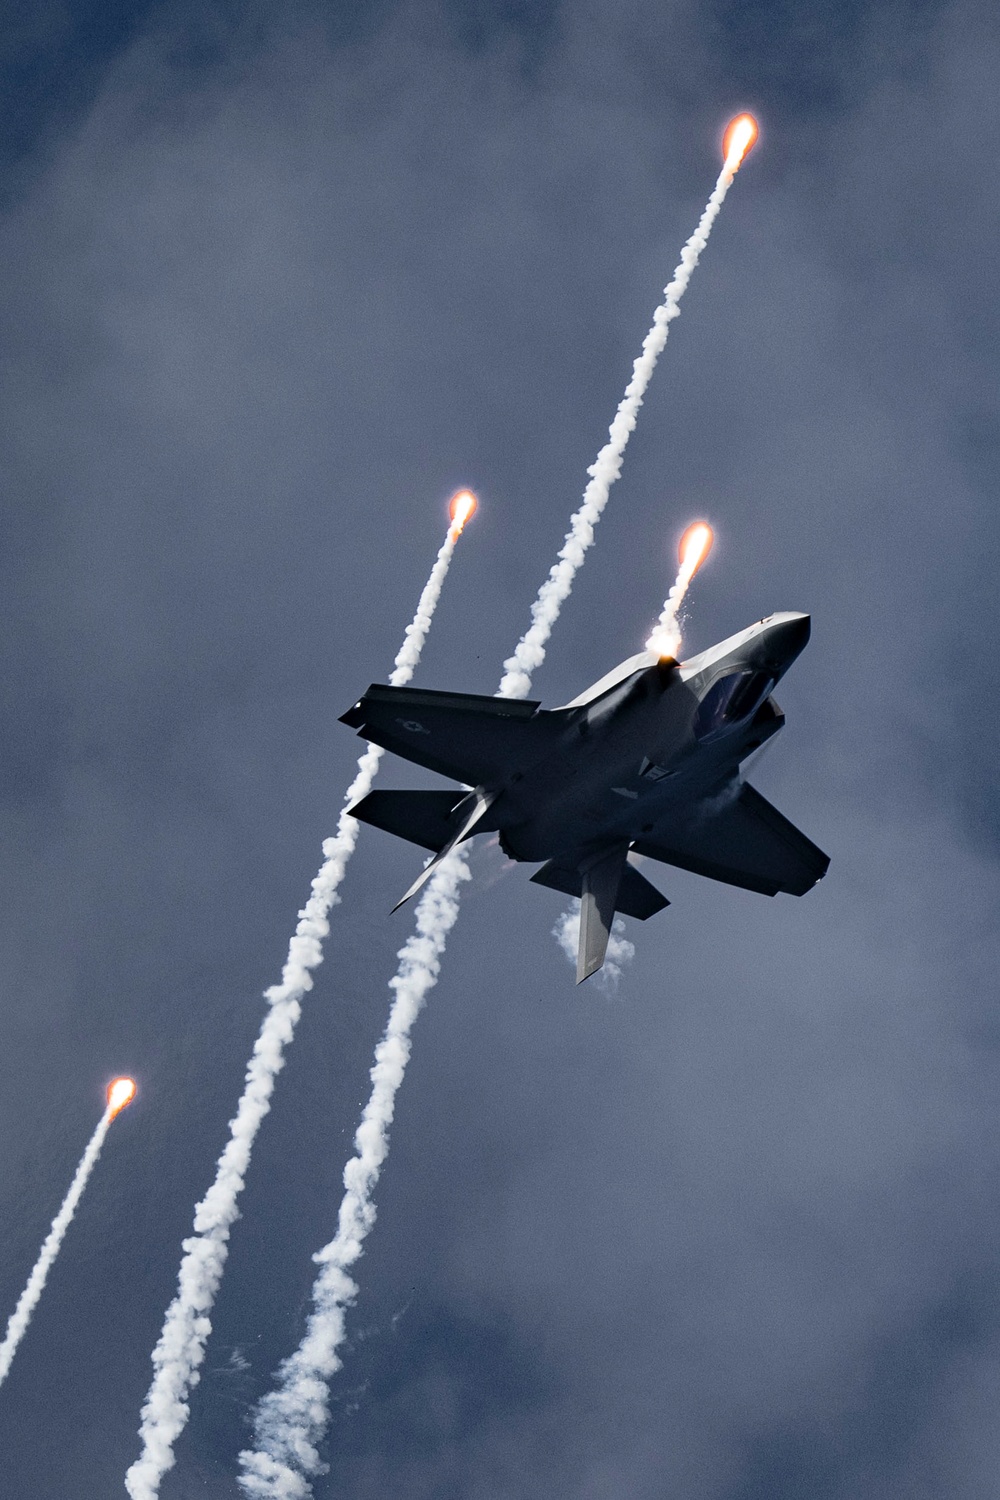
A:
[633, 782, 829, 897]
[341, 683, 561, 788]
[531, 855, 669, 920]
[349, 789, 467, 852]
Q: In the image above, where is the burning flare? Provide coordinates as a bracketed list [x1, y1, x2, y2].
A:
[645, 520, 714, 659]
[449, 489, 477, 534]
[678, 520, 714, 578]
[236, 119, 753, 1500]
[723, 113, 758, 171]
[108, 1078, 137, 1120]
[0, 1082, 133, 1392]
[126, 503, 472, 1500]
[498, 117, 753, 699]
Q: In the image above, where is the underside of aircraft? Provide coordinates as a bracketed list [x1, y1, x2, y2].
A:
[342, 613, 829, 981]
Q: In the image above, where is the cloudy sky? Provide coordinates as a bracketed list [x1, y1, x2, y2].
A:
[2, 0, 1000, 1494]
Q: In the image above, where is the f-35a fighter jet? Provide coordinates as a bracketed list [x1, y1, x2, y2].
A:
[341, 612, 829, 982]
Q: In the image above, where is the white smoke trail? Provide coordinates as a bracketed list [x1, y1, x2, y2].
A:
[237, 144, 752, 1499]
[499, 154, 745, 699]
[124, 512, 469, 1500]
[0, 1103, 115, 1389]
[238, 849, 469, 1498]
[552, 899, 635, 989]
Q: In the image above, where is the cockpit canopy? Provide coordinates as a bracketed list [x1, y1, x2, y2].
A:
[694, 670, 775, 742]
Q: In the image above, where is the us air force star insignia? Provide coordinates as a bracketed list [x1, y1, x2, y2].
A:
[396, 718, 430, 734]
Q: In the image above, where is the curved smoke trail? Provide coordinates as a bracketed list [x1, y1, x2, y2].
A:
[0, 1103, 115, 1389]
[237, 150, 750, 1497]
[125, 511, 470, 1500]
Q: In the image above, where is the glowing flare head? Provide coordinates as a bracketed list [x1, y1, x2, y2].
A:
[723, 113, 758, 169]
[107, 1077, 137, 1119]
[449, 489, 478, 534]
[645, 622, 682, 661]
[644, 520, 715, 660]
[678, 521, 714, 578]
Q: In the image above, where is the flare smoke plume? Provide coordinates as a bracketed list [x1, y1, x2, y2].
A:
[238, 850, 470, 1498]
[553, 899, 635, 986]
[498, 144, 749, 698]
[0, 1090, 128, 1389]
[237, 134, 755, 1499]
[646, 520, 714, 659]
[124, 506, 472, 1500]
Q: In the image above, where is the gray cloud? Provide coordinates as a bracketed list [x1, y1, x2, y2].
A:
[1, 2, 999, 1496]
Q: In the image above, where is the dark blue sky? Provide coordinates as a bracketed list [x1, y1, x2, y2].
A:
[2, 1, 999, 1495]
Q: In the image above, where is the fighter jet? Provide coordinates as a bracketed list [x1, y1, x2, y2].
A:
[341, 611, 829, 982]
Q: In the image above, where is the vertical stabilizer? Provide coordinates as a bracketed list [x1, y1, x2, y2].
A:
[391, 787, 496, 912]
[577, 843, 629, 983]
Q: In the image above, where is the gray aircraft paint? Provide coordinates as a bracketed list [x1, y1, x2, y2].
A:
[343, 612, 828, 981]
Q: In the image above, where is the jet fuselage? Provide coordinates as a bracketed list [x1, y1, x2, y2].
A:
[486, 611, 808, 863]
[342, 611, 827, 981]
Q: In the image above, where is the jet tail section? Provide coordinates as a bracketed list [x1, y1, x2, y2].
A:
[578, 844, 629, 983]
[391, 787, 496, 912]
[349, 786, 497, 911]
[531, 844, 669, 984]
[531, 855, 669, 921]
[349, 789, 466, 852]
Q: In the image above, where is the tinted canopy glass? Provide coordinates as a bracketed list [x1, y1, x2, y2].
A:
[694, 671, 774, 740]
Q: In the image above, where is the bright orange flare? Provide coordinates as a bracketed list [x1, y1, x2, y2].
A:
[449, 489, 478, 534]
[107, 1077, 137, 1120]
[678, 521, 714, 578]
[723, 113, 758, 170]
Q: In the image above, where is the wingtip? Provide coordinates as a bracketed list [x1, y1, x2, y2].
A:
[340, 686, 384, 729]
[389, 876, 422, 912]
[391, 866, 432, 913]
[576, 943, 606, 983]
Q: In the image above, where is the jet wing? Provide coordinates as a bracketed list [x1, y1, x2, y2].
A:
[632, 782, 829, 898]
[340, 684, 561, 788]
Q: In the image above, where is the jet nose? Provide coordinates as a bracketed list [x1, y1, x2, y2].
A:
[760, 611, 811, 668]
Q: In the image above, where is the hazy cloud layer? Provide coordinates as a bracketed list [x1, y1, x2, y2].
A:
[1, 2, 999, 1496]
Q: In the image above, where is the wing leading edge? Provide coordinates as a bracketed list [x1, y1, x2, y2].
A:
[340, 684, 560, 788]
